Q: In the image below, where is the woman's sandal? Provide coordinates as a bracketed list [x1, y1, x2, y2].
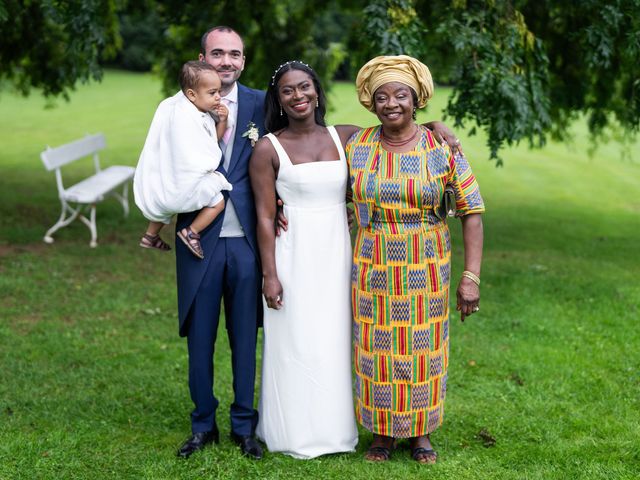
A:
[364, 438, 397, 462]
[177, 227, 204, 259]
[411, 447, 438, 464]
[139, 233, 171, 251]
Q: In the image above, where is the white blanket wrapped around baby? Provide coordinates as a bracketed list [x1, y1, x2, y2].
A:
[134, 91, 231, 224]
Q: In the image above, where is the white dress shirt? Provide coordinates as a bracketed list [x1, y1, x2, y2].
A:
[219, 83, 244, 237]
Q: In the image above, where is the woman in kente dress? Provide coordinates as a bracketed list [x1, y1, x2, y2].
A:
[347, 55, 485, 464]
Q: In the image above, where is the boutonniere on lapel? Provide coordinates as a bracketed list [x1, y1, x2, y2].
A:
[242, 121, 260, 147]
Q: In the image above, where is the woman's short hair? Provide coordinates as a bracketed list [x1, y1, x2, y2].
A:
[264, 61, 327, 133]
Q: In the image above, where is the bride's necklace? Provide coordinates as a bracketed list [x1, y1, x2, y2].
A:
[380, 125, 419, 147]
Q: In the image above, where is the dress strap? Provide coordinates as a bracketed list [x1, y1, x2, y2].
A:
[264, 133, 293, 168]
[267, 128, 344, 166]
[327, 126, 346, 163]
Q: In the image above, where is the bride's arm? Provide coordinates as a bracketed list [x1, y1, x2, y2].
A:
[249, 138, 283, 310]
[425, 121, 463, 156]
[335, 123, 463, 156]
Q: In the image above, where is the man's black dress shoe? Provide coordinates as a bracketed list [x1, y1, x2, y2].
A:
[230, 432, 263, 460]
[177, 430, 219, 458]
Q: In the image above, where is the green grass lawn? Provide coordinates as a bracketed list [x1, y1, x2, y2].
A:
[1, 70, 639, 479]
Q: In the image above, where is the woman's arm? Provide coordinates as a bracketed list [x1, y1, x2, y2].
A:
[334, 124, 360, 148]
[332, 125, 356, 230]
[249, 138, 283, 309]
[425, 121, 463, 157]
[336, 122, 463, 156]
[456, 213, 483, 321]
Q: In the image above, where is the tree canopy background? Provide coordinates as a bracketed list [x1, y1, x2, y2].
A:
[1, 0, 638, 163]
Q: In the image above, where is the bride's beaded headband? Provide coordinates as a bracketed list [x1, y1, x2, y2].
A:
[270, 60, 312, 86]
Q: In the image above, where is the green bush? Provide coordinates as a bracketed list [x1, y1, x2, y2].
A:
[113, 10, 163, 72]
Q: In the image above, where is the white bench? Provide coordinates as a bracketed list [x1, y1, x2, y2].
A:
[40, 133, 135, 247]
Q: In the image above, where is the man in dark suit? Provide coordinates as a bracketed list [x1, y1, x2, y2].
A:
[175, 26, 264, 460]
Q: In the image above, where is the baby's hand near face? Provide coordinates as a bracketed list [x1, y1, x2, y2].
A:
[214, 103, 229, 142]
[215, 103, 229, 122]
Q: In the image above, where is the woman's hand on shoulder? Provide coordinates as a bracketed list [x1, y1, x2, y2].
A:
[425, 121, 464, 157]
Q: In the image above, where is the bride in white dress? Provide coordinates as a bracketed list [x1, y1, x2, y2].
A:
[249, 61, 360, 458]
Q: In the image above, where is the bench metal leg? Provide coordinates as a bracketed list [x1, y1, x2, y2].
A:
[122, 182, 130, 217]
[44, 200, 81, 244]
[44, 200, 98, 247]
[78, 205, 98, 247]
[110, 181, 131, 218]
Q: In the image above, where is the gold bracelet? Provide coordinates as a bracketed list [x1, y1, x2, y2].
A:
[462, 270, 480, 286]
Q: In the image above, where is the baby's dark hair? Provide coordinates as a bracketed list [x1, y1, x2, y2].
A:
[179, 61, 217, 93]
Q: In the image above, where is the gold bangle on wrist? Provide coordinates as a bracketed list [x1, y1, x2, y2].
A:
[462, 270, 480, 286]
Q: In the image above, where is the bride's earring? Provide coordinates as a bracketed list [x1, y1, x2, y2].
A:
[280, 105, 283, 116]
[316, 97, 319, 108]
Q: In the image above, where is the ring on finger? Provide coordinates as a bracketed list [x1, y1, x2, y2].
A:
[472, 305, 480, 312]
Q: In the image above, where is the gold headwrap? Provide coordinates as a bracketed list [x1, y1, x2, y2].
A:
[356, 55, 434, 111]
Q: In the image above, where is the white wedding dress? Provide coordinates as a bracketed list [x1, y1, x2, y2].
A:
[256, 126, 358, 459]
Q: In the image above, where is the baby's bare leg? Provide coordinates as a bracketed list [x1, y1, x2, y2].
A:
[146, 221, 164, 236]
[189, 198, 225, 234]
[176, 198, 225, 259]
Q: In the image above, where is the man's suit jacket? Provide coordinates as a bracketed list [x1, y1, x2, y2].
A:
[175, 83, 266, 336]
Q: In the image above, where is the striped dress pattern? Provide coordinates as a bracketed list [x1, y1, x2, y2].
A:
[347, 125, 485, 438]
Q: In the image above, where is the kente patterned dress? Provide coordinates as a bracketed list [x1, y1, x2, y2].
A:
[347, 125, 484, 438]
